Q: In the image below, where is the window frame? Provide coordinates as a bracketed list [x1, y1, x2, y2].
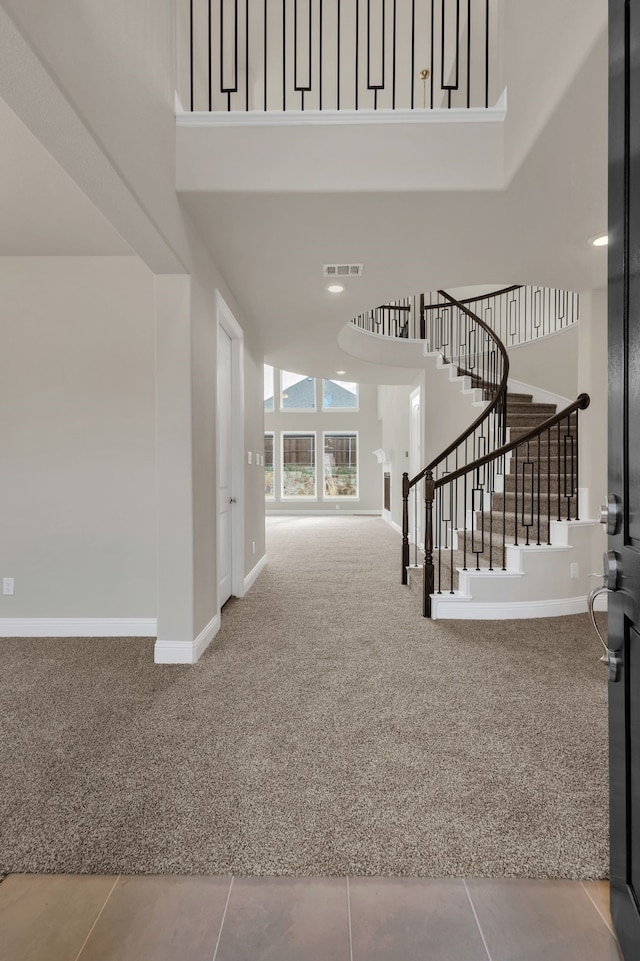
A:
[321, 379, 359, 412]
[280, 371, 318, 413]
[280, 430, 318, 500]
[322, 430, 359, 500]
[264, 431, 275, 500]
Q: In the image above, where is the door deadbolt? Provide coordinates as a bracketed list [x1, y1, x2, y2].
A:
[603, 549, 621, 591]
[599, 493, 622, 535]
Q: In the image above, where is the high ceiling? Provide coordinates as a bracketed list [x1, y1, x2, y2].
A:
[180, 21, 607, 383]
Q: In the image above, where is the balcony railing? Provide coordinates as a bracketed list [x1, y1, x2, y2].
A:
[351, 285, 580, 348]
[180, 0, 498, 113]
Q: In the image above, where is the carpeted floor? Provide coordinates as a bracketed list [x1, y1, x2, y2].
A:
[0, 515, 608, 878]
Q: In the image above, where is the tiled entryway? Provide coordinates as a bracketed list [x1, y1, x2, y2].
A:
[0, 875, 623, 961]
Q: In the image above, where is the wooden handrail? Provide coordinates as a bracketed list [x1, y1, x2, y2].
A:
[433, 393, 590, 490]
[420, 284, 522, 312]
[408, 289, 510, 488]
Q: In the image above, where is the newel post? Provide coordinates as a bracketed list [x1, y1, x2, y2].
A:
[423, 470, 435, 617]
[402, 472, 410, 583]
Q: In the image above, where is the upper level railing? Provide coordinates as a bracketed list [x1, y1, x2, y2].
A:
[180, 0, 498, 113]
[351, 284, 579, 348]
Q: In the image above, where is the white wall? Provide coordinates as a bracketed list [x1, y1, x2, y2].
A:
[507, 324, 579, 401]
[265, 376, 382, 512]
[0, 256, 156, 618]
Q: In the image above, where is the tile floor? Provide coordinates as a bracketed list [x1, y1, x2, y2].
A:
[0, 874, 623, 961]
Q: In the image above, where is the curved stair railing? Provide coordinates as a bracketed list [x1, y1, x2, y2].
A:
[401, 289, 510, 588]
[351, 284, 579, 346]
[407, 392, 591, 617]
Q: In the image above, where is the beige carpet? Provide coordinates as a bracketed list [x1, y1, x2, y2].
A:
[0, 515, 608, 878]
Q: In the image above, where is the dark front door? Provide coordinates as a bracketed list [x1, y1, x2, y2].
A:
[609, 1, 640, 956]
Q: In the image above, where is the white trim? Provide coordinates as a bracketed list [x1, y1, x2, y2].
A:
[216, 290, 245, 604]
[176, 90, 507, 127]
[431, 595, 588, 620]
[244, 553, 267, 592]
[387, 519, 403, 536]
[266, 509, 381, 516]
[0, 618, 156, 638]
[154, 613, 220, 664]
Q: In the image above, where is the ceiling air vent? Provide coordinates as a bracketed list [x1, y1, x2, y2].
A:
[323, 264, 364, 278]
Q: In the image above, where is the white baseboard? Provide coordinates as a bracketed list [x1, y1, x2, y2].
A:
[0, 617, 156, 638]
[431, 595, 588, 620]
[266, 509, 382, 516]
[244, 553, 267, 592]
[154, 613, 220, 664]
[388, 519, 403, 536]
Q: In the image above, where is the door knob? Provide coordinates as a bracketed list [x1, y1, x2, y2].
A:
[599, 493, 622, 535]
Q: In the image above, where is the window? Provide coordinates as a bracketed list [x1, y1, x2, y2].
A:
[282, 432, 316, 498]
[323, 432, 358, 497]
[264, 432, 275, 499]
[322, 379, 358, 410]
[281, 371, 316, 410]
[264, 365, 274, 411]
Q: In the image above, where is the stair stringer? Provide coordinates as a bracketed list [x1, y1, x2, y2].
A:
[429, 511, 601, 619]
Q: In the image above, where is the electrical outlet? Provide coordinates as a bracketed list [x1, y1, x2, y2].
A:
[3, 577, 14, 595]
[252, 540, 256, 554]
[570, 562, 579, 579]
[247, 451, 252, 465]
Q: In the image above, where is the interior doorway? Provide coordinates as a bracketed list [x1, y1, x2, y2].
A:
[409, 386, 423, 556]
[216, 290, 245, 611]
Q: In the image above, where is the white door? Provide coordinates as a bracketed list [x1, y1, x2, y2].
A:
[217, 325, 233, 605]
[409, 388, 422, 552]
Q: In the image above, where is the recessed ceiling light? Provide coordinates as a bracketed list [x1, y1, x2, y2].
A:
[335, 370, 346, 375]
[327, 284, 344, 294]
[590, 233, 608, 247]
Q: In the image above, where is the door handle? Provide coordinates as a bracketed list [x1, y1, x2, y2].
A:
[229, 497, 237, 504]
[588, 549, 622, 681]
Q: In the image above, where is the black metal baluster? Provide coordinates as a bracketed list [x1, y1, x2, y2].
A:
[557, 420, 562, 521]
[450, 482, 455, 592]
[536, 433, 541, 544]
[430, 0, 435, 107]
[264, 0, 268, 109]
[545, 427, 551, 544]
[336, 0, 341, 109]
[245, 0, 250, 109]
[441, 0, 461, 108]
[466, 0, 471, 107]
[319, 0, 323, 109]
[575, 410, 580, 519]
[190, 0, 194, 110]
[392, 0, 397, 108]
[513, 444, 519, 546]
[411, 0, 416, 108]
[355, 0, 359, 109]
[501, 453, 506, 569]
[485, 0, 489, 106]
